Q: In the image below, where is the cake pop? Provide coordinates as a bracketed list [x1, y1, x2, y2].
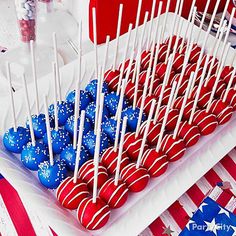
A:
[99, 116, 129, 208]
[38, 96, 67, 189]
[104, 70, 120, 91]
[3, 62, 30, 153]
[21, 75, 49, 171]
[205, 75, 226, 97]
[56, 177, 89, 210]
[66, 90, 91, 110]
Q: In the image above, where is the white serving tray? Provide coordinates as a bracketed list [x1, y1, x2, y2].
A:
[0, 13, 235, 236]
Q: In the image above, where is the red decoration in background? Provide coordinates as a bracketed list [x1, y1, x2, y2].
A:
[89, 0, 227, 44]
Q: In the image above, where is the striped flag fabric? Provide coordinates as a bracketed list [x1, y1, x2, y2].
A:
[141, 148, 236, 236]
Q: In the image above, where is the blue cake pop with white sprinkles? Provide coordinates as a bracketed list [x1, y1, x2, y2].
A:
[65, 115, 92, 137]
[38, 160, 67, 189]
[104, 91, 129, 116]
[85, 79, 109, 101]
[43, 128, 71, 154]
[82, 130, 109, 156]
[122, 106, 147, 132]
[66, 90, 91, 110]
[3, 127, 30, 153]
[49, 101, 74, 126]
[85, 102, 109, 125]
[60, 144, 90, 171]
[21, 142, 49, 171]
[101, 117, 118, 143]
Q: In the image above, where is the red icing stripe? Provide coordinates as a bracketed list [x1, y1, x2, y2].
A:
[0, 178, 36, 236]
[149, 217, 166, 236]
[167, 201, 189, 230]
[186, 184, 205, 206]
[216, 190, 234, 208]
[220, 155, 236, 180]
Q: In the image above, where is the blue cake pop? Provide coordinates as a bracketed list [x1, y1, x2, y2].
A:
[38, 160, 67, 189]
[85, 102, 109, 125]
[21, 142, 49, 171]
[65, 115, 92, 137]
[3, 127, 30, 153]
[26, 114, 54, 139]
[122, 106, 147, 132]
[49, 101, 74, 126]
[82, 130, 109, 156]
[85, 79, 109, 101]
[60, 144, 90, 171]
[104, 91, 129, 116]
[66, 90, 91, 110]
[101, 117, 118, 143]
[43, 128, 71, 154]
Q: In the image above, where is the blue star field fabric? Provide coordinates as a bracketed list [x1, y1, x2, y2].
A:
[180, 197, 236, 236]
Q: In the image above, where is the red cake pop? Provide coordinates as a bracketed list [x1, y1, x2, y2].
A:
[189, 44, 202, 63]
[185, 63, 197, 77]
[221, 88, 236, 111]
[139, 120, 162, 146]
[137, 94, 156, 114]
[201, 55, 219, 74]
[158, 43, 168, 62]
[120, 163, 150, 192]
[154, 85, 172, 105]
[177, 121, 200, 147]
[123, 132, 148, 161]
[205, 75, 226, 97]
[174, 97, 195, 120]
[165, 35, 183, 51]
[155, 106, 179, 131]
[125, 81, 143, 102]
[192, 109, 218, 135]
[173, 52, 185, 72]
[140, 50, 151, 70]
[208, 99, 233, 125]
[141, 149, 168, 177]
[221, 66, 236, 84]
[99, 178, 128, 209]
[78, 160, 108, 189]
[56, 177, 89, 210]
[191, 85, 211, 108]
[104, 70, 120, 91]
[101, 147, 130, 175]
[155, 62, 167, 81]
[120, 59, 136, 79]
[77, 196, 110, 230]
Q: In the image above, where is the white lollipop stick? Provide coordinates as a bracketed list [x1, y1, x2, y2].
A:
[195, 0, 211, 42]
[153, 54, 174, 124]
[92, 8, 98, 79]
[214, 0, 231, 39]
[94, 66, 102, 134]
[73, 110, 85, 183]
[30, 40, 39, 115]
[116, 23, 133, 95]
[206, 60, 225, 113]
[22, 74, 36, 146]
[114, 116, 128, 186]
[73, 81, 81, 149]
[6, 62, 17, 132]
[188, 54, 210, 125]
[145, 0, 157, 52]
[52, 62, 59, 131]
[131, 11, 149, 83]
[149, 31, 162, 97]
[173, 72, 194, 139]
[113, 4, 123, 71]
[114, 80, 126, 152]
[216, 43, 231, 75]
[136, 100, 156, 169]
[223, 68, 236, 103]
[135, 67, 152, 138]
[164, 0, 181, 64]
[186, 7, 197, 48]
[44, 96, 54, 166]
[133, 0, 143, 47]
[179, 1, 196, 53]
[156, 81, 177, 152]
[133, 55, 141, 110]
[93, 93, 104, 203]
[102, 35, 111, 76]
[161, 0, 171, 39]
[52, 32, 62, 102]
